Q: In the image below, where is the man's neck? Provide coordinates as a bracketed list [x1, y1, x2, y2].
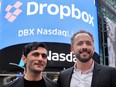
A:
[76, 59, 93, 73]
[24, 72, 42, 81]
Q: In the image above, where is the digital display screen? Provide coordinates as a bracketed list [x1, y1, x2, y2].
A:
[0, 0, 99, 71]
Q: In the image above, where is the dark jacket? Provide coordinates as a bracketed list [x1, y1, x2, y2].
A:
[3, 76, 57, 87]
[57, 62, 116, 87]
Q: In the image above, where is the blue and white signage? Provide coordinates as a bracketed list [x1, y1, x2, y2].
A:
[0, 0, 99, 54]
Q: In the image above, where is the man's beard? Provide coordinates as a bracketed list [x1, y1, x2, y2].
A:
[33, 69, 42, 74]
[75, 50, 93, 63]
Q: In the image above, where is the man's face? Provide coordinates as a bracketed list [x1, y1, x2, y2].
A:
[24, 47, 47, 73]
[71, 33, 94, 63]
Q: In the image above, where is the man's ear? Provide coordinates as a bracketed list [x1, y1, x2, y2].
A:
[70, 46, 74, 54]
[93, 47, 95, 54]
[22, 55, 27, 64]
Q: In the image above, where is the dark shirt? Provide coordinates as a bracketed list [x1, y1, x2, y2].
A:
[24, 78, 46, 87]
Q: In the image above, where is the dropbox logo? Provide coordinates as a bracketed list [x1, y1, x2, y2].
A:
[4, 1, 95, 26]
[5, 1, 23, 22]
[27, 2, 95, 27]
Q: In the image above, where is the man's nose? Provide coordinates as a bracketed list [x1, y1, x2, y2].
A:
[37, 55, 44, 60]
[83, 43, 87, 48]
[82, 43, 88, 50]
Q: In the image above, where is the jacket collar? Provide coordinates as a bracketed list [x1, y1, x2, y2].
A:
[91, 62, 101, 87]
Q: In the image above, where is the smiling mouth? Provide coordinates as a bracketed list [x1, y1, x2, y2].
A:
[80, 52, 91, 57]
[80, 51, 90, 54]
[34, 63, 44, 66]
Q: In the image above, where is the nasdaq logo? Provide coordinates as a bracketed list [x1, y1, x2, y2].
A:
[19, 50, 76, 67]
[5, 1, 23, 22]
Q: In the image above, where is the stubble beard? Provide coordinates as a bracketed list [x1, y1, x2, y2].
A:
[76, 53, 93, 63]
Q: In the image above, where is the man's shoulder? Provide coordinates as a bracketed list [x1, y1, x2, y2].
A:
[95, 63, 116, 71]
[43, 76, 53, 82]
[3, 77, 23, 87]
[43, 76, 57, 87]
[60, 67, 74, 75]
[61, 67, 73, 72]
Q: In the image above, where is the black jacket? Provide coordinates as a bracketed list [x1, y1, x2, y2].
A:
[3, 76, 57, 87]
[57, 63, 116, 87]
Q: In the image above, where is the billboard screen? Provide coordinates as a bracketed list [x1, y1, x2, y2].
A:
[0, 0, 99, 72]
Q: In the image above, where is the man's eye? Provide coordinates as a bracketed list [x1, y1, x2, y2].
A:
[86, 42, 92, 45]
[31, 52, 47, 58]
[77, 42, 82, 46]
[41, 54, 47, 58]
[32, 53, 39, 56]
